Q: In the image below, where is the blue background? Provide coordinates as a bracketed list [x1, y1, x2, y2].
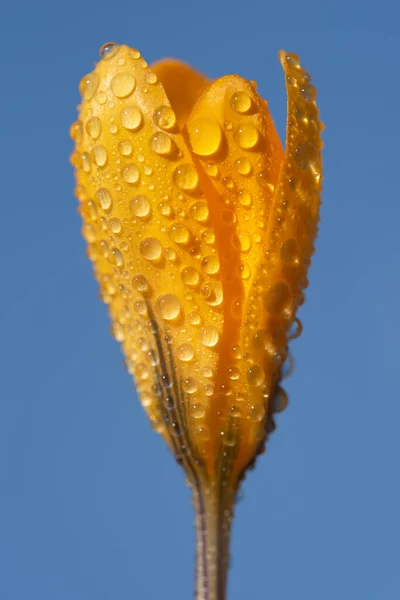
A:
[1, 0, 399, 598]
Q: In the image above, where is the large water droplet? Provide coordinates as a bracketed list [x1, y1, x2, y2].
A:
[85, 116, 101, 139]
[190, 201, 209, 222]
[149, 132, 173, 155]
[173, 164, 199, 191]
[169, 223, 190, 245]
[154, 105, 176, 130]
[92, 145, 107, 167]
[79, 72, 99, 100]
[156, 294, 181, 320]
[177, 343, 195, 362]
[122, 163, 140, 184]
[201, 255, 220, 275]
[230, 91, 252, 114]
[99, 42, 119, 60]
[140, 237, 162, 261]
[200, 326, 219, 347]
[132, 274, 148, 293]
[130, 194, 151, 218]
[247, 365, 264, 386]
[95, 187, 113, 211]
[235, 124, 259, 149]
[187, 117, 222, 156]
[181, 266, 200, 286]
[111, 72, 136, 98]
[120, 106, 142, 130]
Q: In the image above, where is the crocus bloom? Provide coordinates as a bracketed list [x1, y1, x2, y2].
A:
[71, 42, 322, 600]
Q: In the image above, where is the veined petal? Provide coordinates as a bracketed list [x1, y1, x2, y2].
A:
[72, 44, 225, 477]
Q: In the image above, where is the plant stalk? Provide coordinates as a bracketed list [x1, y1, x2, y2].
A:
[193, 482, 237, 600]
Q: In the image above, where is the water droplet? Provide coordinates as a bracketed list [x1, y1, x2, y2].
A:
[154, 105, 176, 130]
[156, 293, 181, 320]
[183, 377, 198, 394]
[99, 42, 119, 60]
[247, 365, 264, 386]
[248, 403, 265, 421]
[201, 255, 220, 275]
[79, 72, 99, 100]
[235, 124, 259, 149]
[280, 238, 299, 264]
[189, 311, 201, 325]
[238, 189, 252, 207]
[70, 120, 83, 142]
[85, 116, 101, 139]
[232, 231, 252, 252]
[169, 223, 190, 245]
[204, 163, 219, 178]
[173, 164, 199, 191]
[132, 274, 148, 293]
[95, 187, 113, 211]
[109, 217, 122, 234]
[264, 282, 292, 315]
[200, 326, 219, 347]
[134, 300, 147, 315]
[112, 247, 124, 267]
[289, 317, 303, 340]
[191, 403, 206, 418]
[285, 53, 299, 67]
[118, 140, 133, 156]
[111, 72, 136, 98]
[149, 131, 173, 155]
[300, 83, 317, 102]
[130, 194, 151, 218]
[177, 343, 195, 362]
[228, 366, 240, 380]
[230, 91, 252, 113]
[234, 157, 252, 176]
[181, 266, 200, 286]
[190, 201, 209, 222]
[222, 209, 236, 225]
[122, 163, 140, 184]
[237, 263, 251, 279]
[140, 237, 162, 261]
[201, 281, 223, 306]
[145, 71, 158, 85]
[95, 91, 107, 105]
[231, 297, 242, 318]
[81, 152, 91, 173]
[92, 145, 107, 167]
[294, 142, 318, 171]
[187, 117, 222, 156]
[120, 105, 142, 130]
[272, 387, 289, 413]
[164, 247, 176, 262]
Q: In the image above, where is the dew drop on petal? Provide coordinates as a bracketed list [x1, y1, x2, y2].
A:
[120, 106, 142, 130]
[200, 326, 219, 348]
[156, 293, 181, 320]
[154, 105, 176, 130]
[111, 72, 136, 98]
[130, 194, 151, 218]
[140, 237, 162, 261]
[187, 117, 222, 156]
[230, 91, 252, 113]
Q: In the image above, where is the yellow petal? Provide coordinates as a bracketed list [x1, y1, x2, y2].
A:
[72, 44, 226, 478]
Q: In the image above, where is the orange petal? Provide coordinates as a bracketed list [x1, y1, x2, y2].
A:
[151, 59, 210, 128]
[185, 75, 285, 479]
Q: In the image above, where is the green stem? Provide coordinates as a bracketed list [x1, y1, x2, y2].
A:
[193, 482, 237, 600]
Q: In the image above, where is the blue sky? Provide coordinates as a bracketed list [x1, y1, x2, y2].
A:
[1, 0, 399, 598]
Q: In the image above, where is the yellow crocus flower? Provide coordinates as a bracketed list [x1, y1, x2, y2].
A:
[71, 42, 322, 600]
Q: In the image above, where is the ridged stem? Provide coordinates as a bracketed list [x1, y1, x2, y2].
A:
[193, 482, 237, 600]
